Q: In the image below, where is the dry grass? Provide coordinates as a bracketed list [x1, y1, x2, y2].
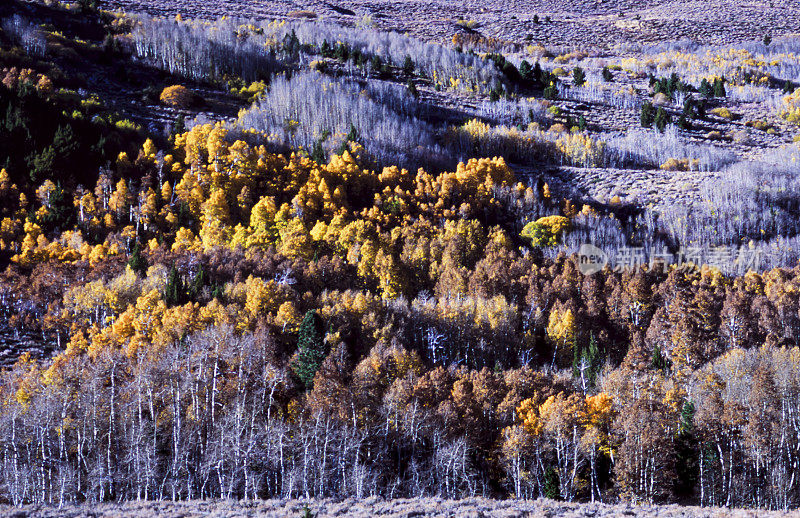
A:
[1, 498, 793, 517]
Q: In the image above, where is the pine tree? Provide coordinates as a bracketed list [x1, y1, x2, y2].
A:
[572, 67, 586, 87]
[490, 82, 504, 102]
[533, 61, 543, 84]
[171, 115, 186, 140]
[543, 81, 558, 100]
[346, 123, 359, 144]
[674, 401, 699, 500]
[320, 40, 332, 58]
[640, 101, 655, 128]
[713, 77, 726, 98]
[519, 60, 533, 81]
[654, 107, 671, 132]
[602, 66, 613, 82]
[699, 79, 713, 99]
[371, 55, 383, 72]
[573, 333, 601, 391]
[127, 242, 148, 276]
[310, 139, 326, 164]
[407, 80, 419, 98]
[544, 466, 561, 500]
[651, 343, 669, 373]
[188, 264, 206, 300]
[164, 265, 186, 307]
[402, 55, 415, 75]
[292, 310, 327, 390]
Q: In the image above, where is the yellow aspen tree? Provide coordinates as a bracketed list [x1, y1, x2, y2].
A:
[547, 307, 576, 369]
[200, 189, 232, 251]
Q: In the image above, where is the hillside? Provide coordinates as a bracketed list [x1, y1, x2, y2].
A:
[2, 0, 800, 513]
[98, 0, 800, 48]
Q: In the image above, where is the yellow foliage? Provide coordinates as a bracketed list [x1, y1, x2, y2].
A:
[159, 85, 194, 108]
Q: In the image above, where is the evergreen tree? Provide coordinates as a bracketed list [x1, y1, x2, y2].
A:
[784, 81, 795, 94]
[602, 66, 614, 82]
[654, 106, 671, 132]
[346, 123, 359, 144]
[292, 310, 327, 390]
[763, 33, 772, 46]
[402, 55, 415, 75]
[573, 333, 601, 388]
[713, 77, 726, 98]
[572, 67, 586, 87]
[489, 82, 504, 102]
[640, 101, 655, 128]
[533, 61, 543, 84]
[407, 80, 419, 98]
[310, 139, 326, 164]
[674, 401, 699, 500]
[543, 466, 561, 500]
[38, 182, 74, 233]
[699, 78, 713, 98]
[651, 343, 670, 372]
[543, 80, 559, 100]
[172, 114, 186, 139]
[164, 265, 186, 307]
[127, 242, 148, 276]
[320, 40, 332, 58]
[519, 60, 533, 81]
[188, 264, 206, 300]
[682, 96, 696, 119]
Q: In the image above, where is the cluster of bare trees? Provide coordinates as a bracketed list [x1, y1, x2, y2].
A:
[132, 16, 281, 82]
[237, 71, 454, 170]
[5, 319, 800, 508]
[0, 325, 492, 504]
[270, 20, 502, 92]
[1, 15, 46, 57]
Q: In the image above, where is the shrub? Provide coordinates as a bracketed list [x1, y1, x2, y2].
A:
[710, 107, 733, 119]
[521, 215, 570, 247]
[288, 10, 318, 19]
[779, 88, 800, 125]
[660, 158, 699, 171]
[159, 85, 194, 108]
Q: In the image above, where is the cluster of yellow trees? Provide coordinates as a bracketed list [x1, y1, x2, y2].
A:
[3, 114, 800, 508]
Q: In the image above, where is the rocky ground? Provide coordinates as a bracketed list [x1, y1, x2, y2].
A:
[98, 0, 800, 50]
[2, 497, 796, 517]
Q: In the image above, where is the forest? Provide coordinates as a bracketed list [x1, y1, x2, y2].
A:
[1, 0, 800, 512]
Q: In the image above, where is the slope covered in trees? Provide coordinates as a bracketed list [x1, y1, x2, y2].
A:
[2, 0, 800, 512]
